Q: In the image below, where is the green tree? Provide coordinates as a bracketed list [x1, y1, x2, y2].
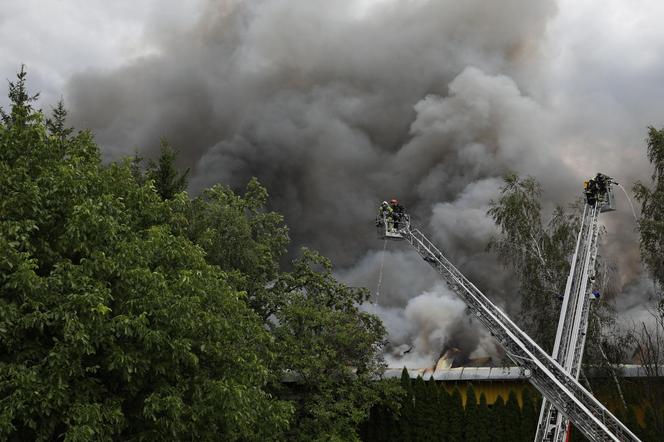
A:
[436, 385, 452, 440]
[477, 393, 491, 442]
[269, 249, 388, 441]
[504, 390, 522, 441]
[1, 67, 392, 442]
[182, 177, 391, 440]
[360, 379, 403, 442]
[427, 378, 446, 438]
[634, 126, 664, 292]
[411, 376, 429, 441]
[447, 387, 464, 442]
[0, 69, 291, 440]
[408, 376, 441, 441]
[119, 103, 390, 441]
[464, 384, 480, 442]
[398, 368, 414, 441]
[0, 64, 39, 128]
[186, 178, 289, 320]
[492, 396, 507, 442]
[488, 173, 580, 351]
[520, 388, 538, 442]
[46, 98, 74, 143]
[130, 149, 146, 185]
[146, 139, 190, 200]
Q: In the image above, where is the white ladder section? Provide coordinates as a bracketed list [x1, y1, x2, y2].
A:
[398, 226, 639, 442]
[536, 203, 602, 441]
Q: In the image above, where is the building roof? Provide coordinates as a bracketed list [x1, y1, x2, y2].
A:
[382, 364, 664, 381]
[383, 366, 526, 381]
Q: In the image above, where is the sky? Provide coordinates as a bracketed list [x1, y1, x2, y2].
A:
[1, 0, 662, 367]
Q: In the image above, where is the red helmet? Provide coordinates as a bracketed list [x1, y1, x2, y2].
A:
[390, 199, 398, 205]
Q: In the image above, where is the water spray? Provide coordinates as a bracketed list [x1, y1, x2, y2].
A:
[616, 183, 639, 222]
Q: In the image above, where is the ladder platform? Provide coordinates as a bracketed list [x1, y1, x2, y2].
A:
[376, 214, 410, 240]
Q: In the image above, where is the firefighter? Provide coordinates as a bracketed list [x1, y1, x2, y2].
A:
[595, 173, 609, 195]
[377, 201, 393, 230]
[584, 179, 597, 206]
[584, 173, 612, 206]
[390, 199, 405, 229]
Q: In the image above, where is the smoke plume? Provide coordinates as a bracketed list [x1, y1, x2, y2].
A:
[58, 0, 659, 367]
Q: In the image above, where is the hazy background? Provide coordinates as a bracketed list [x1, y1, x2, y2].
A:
[2, 0, 662, 367]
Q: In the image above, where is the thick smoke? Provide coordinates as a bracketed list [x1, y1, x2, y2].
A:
[61, 0, 659, 367]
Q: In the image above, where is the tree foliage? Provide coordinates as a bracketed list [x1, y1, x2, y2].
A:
[520, 388, 539, 442]
[464, 385, 481, 442]
[0, 68, 389, 441]
[447, 387, 464, 442]
[504, 390, 522, 441]
[634, 126, 664, 293]
[46, 99, 74, 144]
[186, 178, 289, 320]
[270, 250, 388, 441]
[477, 393, 491, 442]
[488, 173, 581, 351]
[0, 65, 39, 129]
[0, 72, 293, 440]
[151, 140, 190, 200]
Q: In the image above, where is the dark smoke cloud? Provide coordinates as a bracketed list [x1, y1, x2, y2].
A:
[60, 0, 658, 366]
[67, 0, 558, 263]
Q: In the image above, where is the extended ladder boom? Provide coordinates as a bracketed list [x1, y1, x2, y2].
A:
[537, 176, 617, 441]
[396, 226, 638, 442]
[537, 203, 601, 441]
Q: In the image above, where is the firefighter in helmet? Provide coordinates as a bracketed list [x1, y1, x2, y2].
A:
[377, 201, 393, 230]
[390, 199, 405, 229]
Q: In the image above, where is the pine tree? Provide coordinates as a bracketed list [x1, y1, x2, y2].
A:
[492, 396, 507, 442]
[427, 378, 446, 440]
[46, 99, 73, 141]
[147, 139, 190, 200]
[44, 99, 74, 159]
[477, 393, 491, 442]
[504, 390, 522, 441]
[411, 376, 430, 441]
[464, 385, 480, 442]
[438, 385, 452, 437]
[398, 368, 414, 441]
[130, 149, 146, 184]
[0, 66, 43, 169]
[0, 65, 39, 128]
[520, 388, 538, 442]
[447, 387, 464, 441]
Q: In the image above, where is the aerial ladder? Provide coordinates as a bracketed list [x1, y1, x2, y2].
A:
[375, 181, 639, 442]
[536, 174, 619, 442]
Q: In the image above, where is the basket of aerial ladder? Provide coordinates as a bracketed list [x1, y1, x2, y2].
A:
[376, 198, 410, 240]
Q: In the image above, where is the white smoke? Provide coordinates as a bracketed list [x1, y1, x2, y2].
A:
[362, 283, 498, 368]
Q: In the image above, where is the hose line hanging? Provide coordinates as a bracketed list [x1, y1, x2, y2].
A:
[374, 238, 388, 303]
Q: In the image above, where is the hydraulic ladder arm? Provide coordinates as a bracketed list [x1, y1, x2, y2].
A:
[537, 176, 618, 442]
[382, 221, 639, 442]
